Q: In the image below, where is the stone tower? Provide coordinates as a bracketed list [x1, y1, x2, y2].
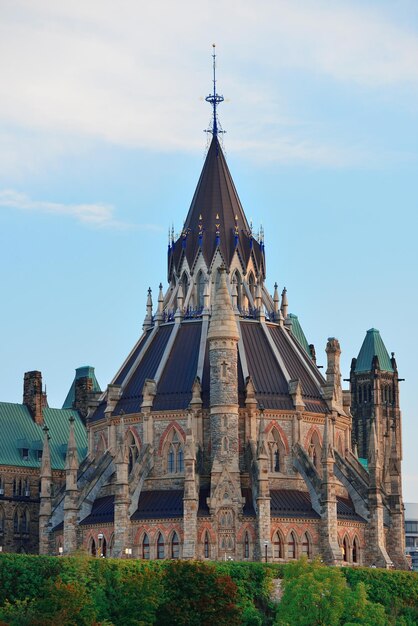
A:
[63, 416, 79, 554]
[207, 266, 242, 560]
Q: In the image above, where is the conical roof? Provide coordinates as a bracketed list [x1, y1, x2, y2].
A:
[169, 136, 265, 277]
[355, 328, 393, 373]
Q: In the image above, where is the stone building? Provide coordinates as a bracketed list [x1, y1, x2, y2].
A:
[0, 368, 99, 553]
[45, 58, 407, 568]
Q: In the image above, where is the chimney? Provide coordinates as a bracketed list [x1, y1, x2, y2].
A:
[23, 371, 47, 424]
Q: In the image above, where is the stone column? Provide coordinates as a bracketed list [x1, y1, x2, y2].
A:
[320, 413, 342, 565]
[112, 419, 130, 558]
[63, 416, 79, 554]
[183, 414, 198, 558]
[39, 426, 52, 555]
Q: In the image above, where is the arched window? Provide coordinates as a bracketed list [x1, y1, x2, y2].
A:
[248, 273, 256, 301]
[157, 533, 165, 559]
[127, 431, 140, 475]
[142, 534, 150, 559]
[90, 538, 96, 557]
[13, 479, 17, 497]
[222, 437, 229, 452]
[101, 536, 107, 557]
[301, 533, 311, 558]
[268, 428, 285, 473]
[13, 510, 19, 533]
[22, 509, 30, 533]
[196, 271, 205, 308]
[0, 507, 5, 533]
[244, 532, 250, 559]
[233, 270, 242, 308]
[342, 536, 349, 562]
[273, 532, 283, 559]
[352, 537, 359, 564]
[171, 532, 180, 559]
[287, 532, 296, 560]
[204, 532, 210, 559]
[166, 430, 184, 474]
[309, 431, 321, 470]
[181, 272, 188, 303]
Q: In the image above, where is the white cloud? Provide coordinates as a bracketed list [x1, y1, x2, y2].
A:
[0, 0, 417, 167]
[0, 189, 160, 230]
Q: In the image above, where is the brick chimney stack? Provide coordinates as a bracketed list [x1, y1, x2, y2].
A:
[74, 375, 94, 420]
[23, 370, 47, 424]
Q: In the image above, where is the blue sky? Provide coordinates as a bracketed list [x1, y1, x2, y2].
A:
[0, 1, 417, 500]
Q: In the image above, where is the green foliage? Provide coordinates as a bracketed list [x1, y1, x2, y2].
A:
[0, 554, 417, 625]
[274, 558, 390, 626]
[156, 560, 242, 626]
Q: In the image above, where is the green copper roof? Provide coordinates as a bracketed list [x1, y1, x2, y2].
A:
[288, 313, 310, 355]
[62, 366, 101, 409]
[359, 457, 369, 470]
[355, 328, 393, 373]
[0, 402, 87, 469]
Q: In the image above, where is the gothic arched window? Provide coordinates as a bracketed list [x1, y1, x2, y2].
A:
[248, 273, 256, 301]
[0, 507, 4, 533]
[287, 532, 296, 560]
[157, 533, 165, 559]
[301, 532, 311, 558]
[127, 431, 140, 475]
[166, 430, 184, 474]
[233, 270, 242, 308]
[22, 509, 30, 533]
[196, 271, 205, 308]
[204, 532, 210, 559]
[171, 532, 180, 559]
[13, 510, 19, 533]
[309, 431, 321, 470]
[273, 532, 283, 559]
[268, 428, 285, 473]
[352, 536, 359, 564]
[342, 536, 349, 562]
[244, 532, 250, 559]
[142, 533, 150, 560]
[90, 538, 96, 557]
[181, 272, 188, 303]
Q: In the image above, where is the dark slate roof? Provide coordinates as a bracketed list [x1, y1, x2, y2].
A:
[62, 366, 101, 409]
[153, 322, 201, 411]
[168, 136, 265, 277]
[131, 490, 184, 520]
[0, 402, 87, 469]
[270, 490, 320, 518]
[337, 496, 367, 522]
[113, 330, 152, 386]
[240, 321, 293, 410]
[80, 495, 115, 525]
[355, 328, 394, 373]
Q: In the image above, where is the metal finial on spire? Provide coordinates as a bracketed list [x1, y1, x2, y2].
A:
[205, 44, 225, 138]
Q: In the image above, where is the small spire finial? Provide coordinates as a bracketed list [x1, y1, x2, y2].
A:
[205, 44, 225, 138]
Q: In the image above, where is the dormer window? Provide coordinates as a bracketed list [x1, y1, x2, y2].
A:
[22, 448, 29, 461]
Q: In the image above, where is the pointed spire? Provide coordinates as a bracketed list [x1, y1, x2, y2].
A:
[40, 425, 51, 480]
[143, 287, 153, 330]
[273, 282, 279, 315]
[65, 415, 79, 472]
[155, 282, 164, 323]
[281, 287, 288, 320]
[205, 44, 225, 139]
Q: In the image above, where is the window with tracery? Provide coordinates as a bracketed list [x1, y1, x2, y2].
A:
[352, 537, 359, 563]
[157, 533, 165, 559]
[166, 430, 184, 474]
[171, 532, 180, 559]
[342, 536, 349, 562]
[309, 431, 321, 470]
[301, 533, 311, 558]
[273, 532, 283, 559]
[244, 532, 250, 559]
[287, 532, 296, 559]
[196, 271, 205, 308]
[142, 533, 150, 559]
[268, 428, 285, 473]
[204, 532, 210, 558]
[127, 431, 140, 475]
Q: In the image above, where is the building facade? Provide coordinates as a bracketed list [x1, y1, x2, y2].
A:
[20, 58, 408, 568]
[405, 503, 418, 571]
[0, 368, 99, 554]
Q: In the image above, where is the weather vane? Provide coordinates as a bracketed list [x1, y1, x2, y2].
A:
[205, 44, 225, 139]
